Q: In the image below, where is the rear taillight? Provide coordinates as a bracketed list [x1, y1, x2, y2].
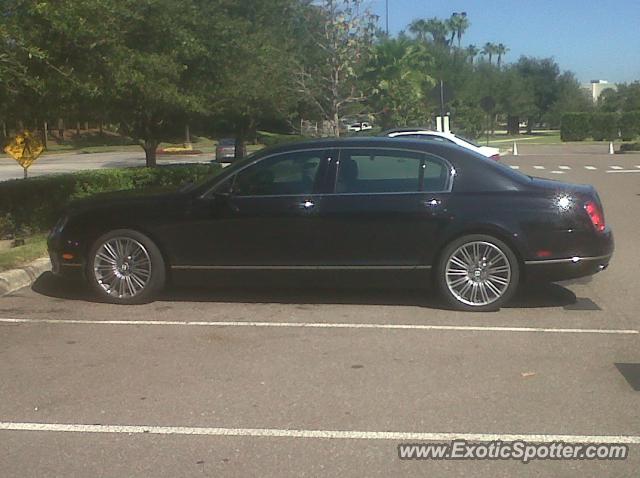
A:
[584, 201, 605, 232]
[490, 154, 500, 161]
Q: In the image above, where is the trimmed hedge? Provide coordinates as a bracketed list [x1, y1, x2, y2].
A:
[561, 113, 591, 141]
[0, 163, 222, 238]
[620, 112, 640, 141]
[620, 142, 640, 152]
[257, 131, 306, 148]
[590, 113, 618, 141]
[561, 111, 640, 142]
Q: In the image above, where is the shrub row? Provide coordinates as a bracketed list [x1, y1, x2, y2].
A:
[0, 163, 222, 238]
[561, 111, 640, 142]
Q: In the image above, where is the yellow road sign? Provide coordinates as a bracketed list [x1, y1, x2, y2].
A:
[3, 131, 44, 178]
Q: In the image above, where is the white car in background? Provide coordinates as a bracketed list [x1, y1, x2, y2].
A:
[346, 121, 373, 132]
[383, 128, 501, 160]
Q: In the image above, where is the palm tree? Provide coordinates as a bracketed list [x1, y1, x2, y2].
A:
[482, 42, 497, 64]
[447, 12, 470, 48]
[496, 43, 509, 67]
[466, 44, 479, 63]
[409, 17, 449, 46]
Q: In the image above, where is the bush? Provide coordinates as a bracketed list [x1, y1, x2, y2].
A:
[590, 113, 618, 141]
[620, 142, 640, 152]
[561, 113, 591, 141]
[257, 131, 306, 148]
[0, 164, 222, 237]
[619, 111, 640, 141]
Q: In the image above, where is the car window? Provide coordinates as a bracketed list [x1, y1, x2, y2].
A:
[232, 151, 323, 196]
[336, 149, 448, 194]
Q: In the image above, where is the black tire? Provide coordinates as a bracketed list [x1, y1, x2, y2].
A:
[436, 234, 520, 312]
[86, 229, 166, 305]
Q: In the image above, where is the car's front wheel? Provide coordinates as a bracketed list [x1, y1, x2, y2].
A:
[436, 234, 519, 311]
[87, 229, 166, 304]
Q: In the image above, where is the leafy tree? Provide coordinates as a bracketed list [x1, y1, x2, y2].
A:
[364, 38, 434, 128]
[294, 0, 377, 137]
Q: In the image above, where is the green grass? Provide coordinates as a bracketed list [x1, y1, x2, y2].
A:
[483, 130, 626, 148]
[0, 234, 48, 272]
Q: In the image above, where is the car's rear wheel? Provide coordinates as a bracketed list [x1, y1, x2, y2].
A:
[87, 229, 165, 304]
[436, 234, 519, 311]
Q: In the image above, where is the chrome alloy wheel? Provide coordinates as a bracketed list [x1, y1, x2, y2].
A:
[445, 241, 512, 307]
[93, 237, 152, 299]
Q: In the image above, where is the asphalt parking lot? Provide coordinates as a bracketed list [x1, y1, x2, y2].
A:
[1, 144, 639, 477]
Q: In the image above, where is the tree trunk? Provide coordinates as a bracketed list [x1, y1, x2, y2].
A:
[184, 124, 192, 149]
[333, 110, 340, 138]
[1, 121, 6, 139]
[76, 121, 81, 136]
[57, 118, 64, 140]
[143, 140, 159, 167]
[43, 121, 49, 150]
[507, 115, 520, 135]
[234, 135, 246, 160]
[526, 117, 533, 134]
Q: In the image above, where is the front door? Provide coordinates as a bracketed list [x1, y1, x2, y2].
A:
[189, 149, 333, 267]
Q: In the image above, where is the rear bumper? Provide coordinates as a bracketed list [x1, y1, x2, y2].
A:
[524, 253, 612, 282]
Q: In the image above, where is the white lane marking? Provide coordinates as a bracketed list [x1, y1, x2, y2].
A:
[1, 422, 639, 444]
[509, 165, 520, 169]
[533, 166, 545, 170]
[1, 318, 637, 335]
[606, 169, 640, 174]
[558, 166, 571, 170]
[585, 166, 597, 170]
[550, 171, 565, 174]
[636, 165, 640, 169]
[610, 166, 623, 170]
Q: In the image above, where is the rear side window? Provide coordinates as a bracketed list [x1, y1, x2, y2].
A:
[336, 149, 449, 194]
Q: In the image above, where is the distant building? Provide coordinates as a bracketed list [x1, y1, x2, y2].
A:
[582, 80, 617, 103]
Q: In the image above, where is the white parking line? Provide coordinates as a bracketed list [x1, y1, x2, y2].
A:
[558, 166, 571, 170]
[610, 166, 624, 170]
[636, 165, 640, 169]
[509, 165, 520, 169]
[585, 166, 597, 170]
[606, 169, 640, 174]
[533, 166, 545, 170]
[1, 422, 639, 444]
[550, 171, 565, 174]
[1, 318, 637, 335]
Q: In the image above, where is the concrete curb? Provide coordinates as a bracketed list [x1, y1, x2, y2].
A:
[0, 257, 51, 297]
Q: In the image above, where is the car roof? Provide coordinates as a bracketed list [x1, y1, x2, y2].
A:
[381, 128, 454, 137]
[255, 136, 464, 156]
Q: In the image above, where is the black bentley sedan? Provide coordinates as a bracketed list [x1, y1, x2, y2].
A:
[48, 138, 613, 311]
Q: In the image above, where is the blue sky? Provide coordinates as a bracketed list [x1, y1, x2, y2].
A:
[368, 0, 640, 84]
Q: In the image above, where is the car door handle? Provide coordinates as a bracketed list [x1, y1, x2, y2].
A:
[423, 198, 442, 208]
[298, 200, 315, 210]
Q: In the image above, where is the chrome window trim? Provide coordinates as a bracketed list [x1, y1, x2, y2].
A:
[200, 146, 455, 199]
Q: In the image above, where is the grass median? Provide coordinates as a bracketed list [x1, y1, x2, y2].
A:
[0, 234, 48, 272]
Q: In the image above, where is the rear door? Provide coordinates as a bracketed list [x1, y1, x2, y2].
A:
[318, 147, 452, 267]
